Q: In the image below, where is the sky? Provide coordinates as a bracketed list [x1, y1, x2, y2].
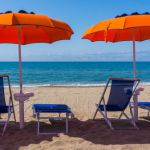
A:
[0, 0, 150, 61]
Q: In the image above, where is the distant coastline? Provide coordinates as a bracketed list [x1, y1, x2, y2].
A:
[0, 61, 150, 62]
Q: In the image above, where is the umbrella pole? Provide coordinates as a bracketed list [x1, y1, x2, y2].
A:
[132, 30, 138, 122]
[18, 43, 23, 94]
[133, 39, 136, 79]
[18, 26, 24, 129]
[18, 26, 23, 93]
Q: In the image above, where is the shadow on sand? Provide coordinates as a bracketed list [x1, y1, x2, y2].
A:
[0, 117, 150, 149]
[68, 117, 150, 145]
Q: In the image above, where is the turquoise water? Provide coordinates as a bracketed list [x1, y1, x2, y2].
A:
[0, 62, 149, 86]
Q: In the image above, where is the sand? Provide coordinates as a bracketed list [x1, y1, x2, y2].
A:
[0, 84, 150, 150]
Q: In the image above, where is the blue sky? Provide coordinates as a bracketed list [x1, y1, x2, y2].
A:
[0, 0, 150, 61]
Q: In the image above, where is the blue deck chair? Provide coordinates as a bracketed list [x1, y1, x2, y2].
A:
[0, 74, 16, 136]
[93, 78, 140, 130]
[131, 102, 150, 117]
[32, 104, 74, 135]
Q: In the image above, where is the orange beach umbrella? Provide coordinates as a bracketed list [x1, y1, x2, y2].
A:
[82, 13, 150, 78]
[0, 11, 73, 92]
[0, 10, 74, 128]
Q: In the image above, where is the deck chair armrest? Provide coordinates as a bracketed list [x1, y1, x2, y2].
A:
[131, 80, 140, 98]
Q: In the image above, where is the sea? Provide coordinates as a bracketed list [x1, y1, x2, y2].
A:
[0, 62, 149, 86]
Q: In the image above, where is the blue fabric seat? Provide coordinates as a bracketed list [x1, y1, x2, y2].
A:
[130, 102, 150, 108]
[131, 102, 150, 117]
[0, 105, 11, 113]
[98, 104, 122, 111]
[32, 104, 71, 113]
[137, 102, 150, 107]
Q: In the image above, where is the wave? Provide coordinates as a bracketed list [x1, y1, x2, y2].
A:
[8, 82, 150, 87]
[8, 83, 105, 87]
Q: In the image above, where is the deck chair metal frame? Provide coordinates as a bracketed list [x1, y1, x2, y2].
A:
[0, 74, 16, 136]
[32, 104, 74, 136]
[93, 78, 140, 130]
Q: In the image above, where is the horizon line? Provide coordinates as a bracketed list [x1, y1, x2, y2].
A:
[0, 61, 150, 62]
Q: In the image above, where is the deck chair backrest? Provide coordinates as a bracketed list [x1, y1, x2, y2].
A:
[107, 79, 136, 110]
[0, 77, 6, 106]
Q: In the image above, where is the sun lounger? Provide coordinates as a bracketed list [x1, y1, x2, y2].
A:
[130, 102, 150, 117]
[0, 74, 16, 136]
[32, 104, 74, 135]
[93, 78, 140, 130]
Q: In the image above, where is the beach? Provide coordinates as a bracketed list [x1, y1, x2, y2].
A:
[0, 1, 149, 150]
[0, 84, 150, 150]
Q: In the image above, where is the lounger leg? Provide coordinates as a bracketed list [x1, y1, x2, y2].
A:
[32, 109, 36, 118]
[2, 111, 11, 136]
[10, 107, 16, 124]
[93, 108, 98, 120]
[129, 106, 138, 129]
[94, 97, 106, 120]
[37, 113, 40, 136]
[147, 110, 150, 117]
[98, 108, 114, 130]
[12, 107, 16, 124]
[119, 111, 129, 119]
[122, 112, 130, 120]
[118, 112, 124, 119]
[119, 110, 129, 119]
[13, 113, 16, 124]
[70, 112, 74, 119]
[66, 113, 69, 134]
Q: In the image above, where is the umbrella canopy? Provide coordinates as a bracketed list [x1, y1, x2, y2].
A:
[82, 13, 150, 78]
[82, 13, 150, 42]
[0, 12, 73, 44]
[0, 10, 74, 128]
